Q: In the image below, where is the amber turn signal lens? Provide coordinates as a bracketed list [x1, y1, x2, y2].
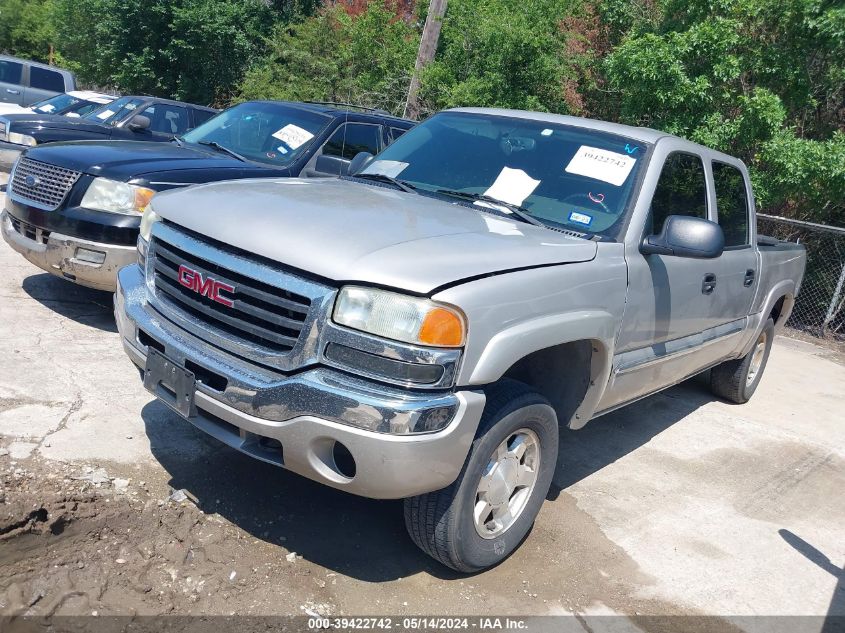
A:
[134, 187, 156, 212]
[418, 307, 465, 347]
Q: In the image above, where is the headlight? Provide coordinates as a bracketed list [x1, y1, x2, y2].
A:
[333, 286, 465, 347]
[139, 206, 161, 242]
[8, 132, 36, 146]
[80, 177, 156, 215]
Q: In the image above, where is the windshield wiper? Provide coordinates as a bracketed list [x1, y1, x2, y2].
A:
[197, 140, 247, 162]
[171, 135, 184, 147]
[435, 189, 547, 228]
[353, 173, 417, 194]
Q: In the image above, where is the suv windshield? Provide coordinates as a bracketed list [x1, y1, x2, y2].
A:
[363, 111, 648, 236]
[181, 102, 331, 166]
[33, 94, 107, 117]
[84, 96, 144, 126]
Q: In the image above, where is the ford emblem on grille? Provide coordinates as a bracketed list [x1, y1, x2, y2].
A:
[177, 264, 235, 307]
[25, 174, 40, 188]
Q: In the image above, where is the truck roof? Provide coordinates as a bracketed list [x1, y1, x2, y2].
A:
[257, 100, 413, 125]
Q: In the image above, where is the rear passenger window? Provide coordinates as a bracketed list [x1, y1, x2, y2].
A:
[713, 162, 750, 247]
[649, 152, 708, 234]
[29, 67, 65, 92]
[0, 60, 23, 85]
[323, 123, 382, 160]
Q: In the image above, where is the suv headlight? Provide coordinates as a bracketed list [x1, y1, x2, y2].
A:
[333, 286, 465, 347]
[80, 177, 155, 215]
[8, 132, 36, 146]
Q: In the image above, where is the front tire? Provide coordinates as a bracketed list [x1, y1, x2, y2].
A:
[710, 317, 775, 404]
[404, 380, 558, 572]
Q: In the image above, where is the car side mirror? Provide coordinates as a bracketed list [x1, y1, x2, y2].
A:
[314, 154, 351, 177]
[348, 151, 374, 175]
[641, 215, 725, 259]
[127, 115, 151, 132]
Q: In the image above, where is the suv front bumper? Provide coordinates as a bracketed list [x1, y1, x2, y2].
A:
[115, 264, 486, 499]
[2, 210, 135, 292]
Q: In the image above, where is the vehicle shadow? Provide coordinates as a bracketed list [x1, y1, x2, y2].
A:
[141, 375, 714, 581]
[21, 272, 116, 333]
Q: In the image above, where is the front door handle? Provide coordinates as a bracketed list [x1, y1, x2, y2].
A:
[744, 269, 755, 287]
[5, 88, 20, 95]
[702, 273, 717, 295]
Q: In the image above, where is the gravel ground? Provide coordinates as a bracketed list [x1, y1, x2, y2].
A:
[0, 211, 843, 627]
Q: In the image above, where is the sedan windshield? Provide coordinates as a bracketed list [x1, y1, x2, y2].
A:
[181, 102, 331, 166]
[363, 111, 648, 236]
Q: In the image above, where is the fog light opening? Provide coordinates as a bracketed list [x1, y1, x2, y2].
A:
[331, 441, 356, 479]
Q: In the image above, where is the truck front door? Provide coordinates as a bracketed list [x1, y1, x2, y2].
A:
[599, 144, 741, 411]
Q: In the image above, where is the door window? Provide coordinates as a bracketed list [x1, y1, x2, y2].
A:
[323, 123, 382, 159]
[29, 67, 65, 92]
[0, 60, 23, 85]
[141, 104, 190, 135]
[389, 126, 408, 144]
[712, 162, 750, 247]
[649, 152, 708, 234]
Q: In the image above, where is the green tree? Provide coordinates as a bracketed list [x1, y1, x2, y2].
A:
[52, 0, 274, 105]
[417, 0, 587, 115]
[600, 0, 845, 224]
[0, 0, 56, 63]
[239, 2, 418, 115]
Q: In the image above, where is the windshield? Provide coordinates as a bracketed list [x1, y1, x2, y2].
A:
[363, 111, 648, 236]
[181, 102, 331, 166]
[84, 96, 144, 126]
[33, 93, 108, 117]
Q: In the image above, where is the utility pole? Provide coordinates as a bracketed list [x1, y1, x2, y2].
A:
[404, 0, 447, 121]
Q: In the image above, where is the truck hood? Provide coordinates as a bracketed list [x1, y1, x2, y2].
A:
[152, 178, 597, 294]
[22, 140, 267, 181]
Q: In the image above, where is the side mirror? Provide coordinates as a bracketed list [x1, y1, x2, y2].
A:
[641, 215, 725, 259]
[314, 154, 350, 177]
[127, 115, 151, 132]
[348, 151, 374, 175]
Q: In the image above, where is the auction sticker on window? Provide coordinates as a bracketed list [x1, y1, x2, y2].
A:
[96, 109, 115, 120]
[272, 124, 314, 149]
[565, 145, 636, 186]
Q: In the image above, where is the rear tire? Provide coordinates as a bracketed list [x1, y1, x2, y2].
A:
[710, 318, 774, 404]
[404, 379, 558, 573]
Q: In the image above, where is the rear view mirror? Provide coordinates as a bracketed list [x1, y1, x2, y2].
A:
[349, 151, 374, 175]
[641, 215, 725, 259]
[127, 115, 151, 132]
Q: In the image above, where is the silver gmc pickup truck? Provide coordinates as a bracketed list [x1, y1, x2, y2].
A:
[114, 108, 806, 572]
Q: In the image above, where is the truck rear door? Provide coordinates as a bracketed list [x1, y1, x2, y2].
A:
[0, 59, 25, 104]
[703, 160, 759, 325]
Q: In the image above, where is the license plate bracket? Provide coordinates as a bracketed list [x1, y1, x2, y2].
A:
[143, 348, 196, 418]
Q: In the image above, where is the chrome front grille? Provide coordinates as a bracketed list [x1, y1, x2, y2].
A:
[147, 222, 334, 370]
[9, 157, 81, 210]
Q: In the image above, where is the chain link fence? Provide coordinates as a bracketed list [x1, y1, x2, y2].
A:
[757, 213, 845, 344]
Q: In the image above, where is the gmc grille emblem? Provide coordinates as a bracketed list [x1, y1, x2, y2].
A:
[177, 264, 235, 308]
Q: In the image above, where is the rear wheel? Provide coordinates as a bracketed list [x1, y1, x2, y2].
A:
[404, 380, 558, 572]
[710, 318, 774, 404]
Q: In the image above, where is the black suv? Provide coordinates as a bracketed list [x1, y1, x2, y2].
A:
[0, 95, 219, 170]
[1, 100, 414, 291]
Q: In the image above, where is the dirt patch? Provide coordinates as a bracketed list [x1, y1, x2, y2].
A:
[0, 461, 331, 617]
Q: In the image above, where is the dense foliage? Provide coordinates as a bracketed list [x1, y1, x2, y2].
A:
[0, 0, 841, 224]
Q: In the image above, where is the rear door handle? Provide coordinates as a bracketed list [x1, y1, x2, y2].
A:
[744, 269, 755, 287]
[702, 273, 717, 295]
[5, 89, 20, 95]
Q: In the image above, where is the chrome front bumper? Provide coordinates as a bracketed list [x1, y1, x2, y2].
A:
[116, 264, 486, 499]
[2, 210, 135, 292]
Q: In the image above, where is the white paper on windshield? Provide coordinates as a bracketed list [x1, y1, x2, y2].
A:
[272, 124, 314, 149]
[362, 160, 409, 178]
[481, 167, 540, 209]
[96, 109, 115, 120]
[565, 146, 636, 186]
[41, 105, 56, 113]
